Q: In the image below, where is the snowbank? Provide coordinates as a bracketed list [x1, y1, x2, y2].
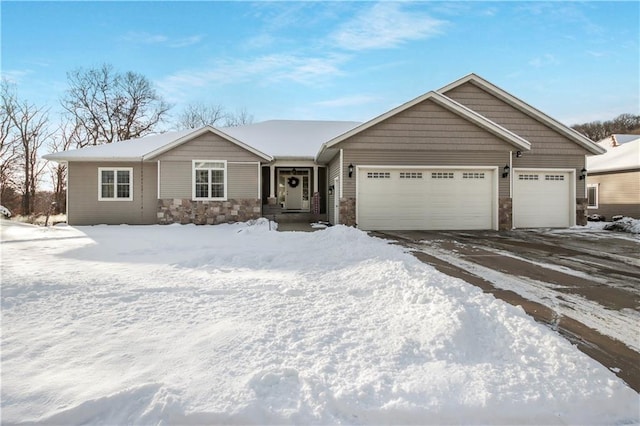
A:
[0, 204, 11, 218]
[1, 220, 638, 425]
[603, 216, 640, 234]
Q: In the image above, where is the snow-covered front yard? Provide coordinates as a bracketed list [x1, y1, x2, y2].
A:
[1, 220, 638, 425]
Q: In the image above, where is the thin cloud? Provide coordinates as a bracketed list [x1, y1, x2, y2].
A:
[315, 94, 378, 108]
[157, 54, 348, 101]
[331, 2, 448, 51]
[169, 35, 204, 48]
[121, 31, 168, 44]
[120, 32, 203, 48]
[529, 54, 559, 68]
[0, 69, 33, 84]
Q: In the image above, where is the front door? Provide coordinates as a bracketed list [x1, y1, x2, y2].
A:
[285, 174, 303, 210]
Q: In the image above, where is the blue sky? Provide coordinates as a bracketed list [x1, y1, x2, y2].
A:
[2, 1, 638, 128]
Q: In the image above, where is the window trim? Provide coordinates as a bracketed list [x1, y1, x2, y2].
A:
[98, 167, 133, 201]
[192, 159, 227, 201]
[587, 184, 599, 209]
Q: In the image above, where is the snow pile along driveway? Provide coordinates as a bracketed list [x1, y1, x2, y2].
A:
[1, 220, 638, 425]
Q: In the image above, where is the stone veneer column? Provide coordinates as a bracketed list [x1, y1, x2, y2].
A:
[576, 197, 588, 226]
[498, 197, 513, 230]
[339, 198, 357, 227]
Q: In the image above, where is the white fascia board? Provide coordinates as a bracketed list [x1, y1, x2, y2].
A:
[438, 73, 606, 155]
[42, 156, 142, 162]
[143, 126, 273, 162]
[268, 159, 318, 167]
[588, 166, 640, 174]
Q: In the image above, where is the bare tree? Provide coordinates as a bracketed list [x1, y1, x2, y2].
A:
[62, 64, 171, 146]
[48, 119, 82, 213]
[572, 113, 640, 141]
[224, 107, 254, 127]
[2, 84, 52, 215]
[0, 81, 20, 207]
[175, 103, 228, 129]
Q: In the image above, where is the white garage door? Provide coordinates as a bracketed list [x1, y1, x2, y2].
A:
[513, 170, 573, 228]
[357, 168, 495, 231]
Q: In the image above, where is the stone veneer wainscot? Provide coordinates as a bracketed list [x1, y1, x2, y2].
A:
[158, 199, 261, 225]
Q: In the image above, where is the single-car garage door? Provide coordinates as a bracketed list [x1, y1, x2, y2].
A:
[357, 168, 495, 231]
[513, 170, 573, 228]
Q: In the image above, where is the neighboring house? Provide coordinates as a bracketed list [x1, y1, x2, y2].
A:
[44, 73, 605, 230]
[586, 134, 640, 219]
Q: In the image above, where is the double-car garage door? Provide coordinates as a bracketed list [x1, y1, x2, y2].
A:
[357, 167, 573, 230]
[357, 167, 495, 230]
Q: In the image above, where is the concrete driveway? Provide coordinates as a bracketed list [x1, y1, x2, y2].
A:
[372, 228, 640, 392]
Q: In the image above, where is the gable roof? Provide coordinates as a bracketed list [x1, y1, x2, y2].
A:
[221, 120, 361, 159]
[43, 126, 272, 162]
[438, 73, 606, 155]
[315, 90, 531, 163]
[587, 135, 640, 173]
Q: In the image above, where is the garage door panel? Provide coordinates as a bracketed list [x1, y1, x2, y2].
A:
[513, 171, 571, 228]
[358, 168, 494, 231]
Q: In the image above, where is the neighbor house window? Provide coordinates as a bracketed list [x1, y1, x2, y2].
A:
[98, 168, 133, 201]
[193, 160, 226, 200]
[587, 184, 598, 209]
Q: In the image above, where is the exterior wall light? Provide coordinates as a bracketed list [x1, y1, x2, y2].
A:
[348, 163, 354, 178]
[328, 185, 334, 195]
[579, 168, 587, 180]
[516, 151, 522, 158]
[502, 164, 510, 178]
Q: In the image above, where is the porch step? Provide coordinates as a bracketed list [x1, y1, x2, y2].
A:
[266, 212, 328, 223]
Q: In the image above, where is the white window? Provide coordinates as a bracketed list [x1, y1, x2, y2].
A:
[367, 172, 391, 179]
[399, 172, 423, 179]
[463, 172, 485, 179]
[587, 184, 599, 209]
[431, 172, 454, 179]
[193, 160, 227, 200]
[545, 175, 565, 181]
[518, 174, 539, 181]
[98, 168, 133, 201]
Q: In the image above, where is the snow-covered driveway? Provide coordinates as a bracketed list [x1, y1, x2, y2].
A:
[1, 220, 638, 425]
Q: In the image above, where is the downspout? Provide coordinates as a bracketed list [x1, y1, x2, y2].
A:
[140, 160, 144, 223]
[65, 161, 69, 225]
[339, 149, 344, 199]
[509, 150, 513, 199]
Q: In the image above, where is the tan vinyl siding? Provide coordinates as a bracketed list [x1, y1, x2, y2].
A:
[159, 161, 259, 199]
[588, 170, 640, 218]
[159, 161, 190, 198]
[444, 82, 586, 156]
[228, 163, 259, 199]
[68, 161, 157, 225]
[333, 99, 515, 152]
[344, 150, 510, 198]
[156, 133, 265, 162]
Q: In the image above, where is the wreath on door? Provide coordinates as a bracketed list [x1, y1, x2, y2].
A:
[287, 176, 300, 188]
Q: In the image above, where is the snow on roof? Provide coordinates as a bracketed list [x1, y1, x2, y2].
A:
[43, 129, 197, 162]
[43, 121, 361, 162]
[587, 135, 640, 173]
[612, 134, 640, 145]
[220, 120, 361, 158]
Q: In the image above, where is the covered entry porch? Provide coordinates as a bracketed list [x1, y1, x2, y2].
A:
[261, 160, 328, 222]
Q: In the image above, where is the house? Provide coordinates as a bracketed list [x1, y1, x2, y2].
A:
[44, 73, 606, 230]
[586, 134, 640, 219]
